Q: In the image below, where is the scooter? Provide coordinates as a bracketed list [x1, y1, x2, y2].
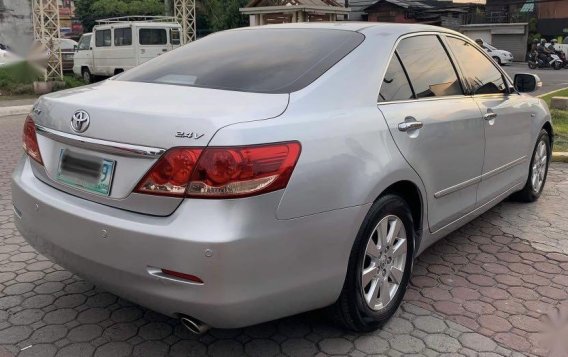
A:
[528, 51, 563, 70]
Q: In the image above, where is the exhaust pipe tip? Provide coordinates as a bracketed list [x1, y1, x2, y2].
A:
[180, 315, 210, 335]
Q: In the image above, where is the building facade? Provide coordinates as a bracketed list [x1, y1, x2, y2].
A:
[537, 0, 568, 40]
[363, 0, 468, 31]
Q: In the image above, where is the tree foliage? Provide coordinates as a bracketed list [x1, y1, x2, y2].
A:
[75, 0, 165, 31]
[198, 0, 249, 32]
[75, 0, 250, 34]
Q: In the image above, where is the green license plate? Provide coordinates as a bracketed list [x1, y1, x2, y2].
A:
[56, 149, 115, 196]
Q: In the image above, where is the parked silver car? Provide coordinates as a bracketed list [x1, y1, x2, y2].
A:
[12, 23, 552, 333]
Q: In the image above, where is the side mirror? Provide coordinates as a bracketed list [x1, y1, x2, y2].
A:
[74, 45, 78, 52]
[514, 73, 542, 93]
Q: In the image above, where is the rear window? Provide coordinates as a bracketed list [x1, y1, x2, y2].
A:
[118, 29, 365, 94]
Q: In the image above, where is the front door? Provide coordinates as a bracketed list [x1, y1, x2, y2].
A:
[444, 36, 533, 206]
[378, 35, 485, 232]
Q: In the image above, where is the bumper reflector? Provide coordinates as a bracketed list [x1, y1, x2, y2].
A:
[161, 269, 204, 284]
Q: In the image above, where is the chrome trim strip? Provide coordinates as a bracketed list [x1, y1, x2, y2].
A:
[434, 156, 527, 199]
[434, 176, 481, 199]
[35, 125, 166, 159]
[481, 156, 527, 180]
[431, 181, 523, 235]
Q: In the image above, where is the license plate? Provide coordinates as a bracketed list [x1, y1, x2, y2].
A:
[56, 149, 115, 196]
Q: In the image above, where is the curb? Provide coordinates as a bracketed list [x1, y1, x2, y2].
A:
[0, 105, 33, 117]
[552, 152, 568, 163]
[538, 87, 568, 98]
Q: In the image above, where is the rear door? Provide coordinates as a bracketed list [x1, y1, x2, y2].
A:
[137, 27, 169, 64]
[113, 26, 136, 73]
[444, 36, 533, 206]
[378, 34, 485, 232]
[93, 28, 113, 76]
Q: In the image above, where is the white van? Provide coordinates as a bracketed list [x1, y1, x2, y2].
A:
[73, 16, 183, 83]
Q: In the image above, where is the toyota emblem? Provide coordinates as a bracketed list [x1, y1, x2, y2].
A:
[71, 110, 90, 133]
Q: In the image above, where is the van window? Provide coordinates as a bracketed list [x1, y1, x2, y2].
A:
[78, 34, 91, 51]
[114, 28, 132, 46]
[118, 28, 365, 94]
[95, 29, 111, 47]
[139, 29, 167, 45]
[396, 35, 463, 98]
[171, 29, 181, 46]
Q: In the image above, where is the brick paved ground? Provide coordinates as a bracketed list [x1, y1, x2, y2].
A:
[1, 114, 567, 356]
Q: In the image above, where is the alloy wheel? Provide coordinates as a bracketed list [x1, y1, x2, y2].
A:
[531, 139, 548, 193]
[361, 215, 407, 311]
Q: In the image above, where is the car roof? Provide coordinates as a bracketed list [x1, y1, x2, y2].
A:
[235, 22, 464, 38]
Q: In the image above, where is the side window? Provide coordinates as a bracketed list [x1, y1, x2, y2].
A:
[379, 52, 414, 102]
[446, 37, 507, 95]
[114, 28, 132, 46]
[396, 35, 463, 98]
[139, 29, 167, 45]
[78, 35, 91, 51]
[95, 30, 111, 47]
[170, 29, 181, 46]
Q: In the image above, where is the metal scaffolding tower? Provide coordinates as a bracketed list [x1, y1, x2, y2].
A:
[173, 0, 196, 44]
[32, 0, 63, 81]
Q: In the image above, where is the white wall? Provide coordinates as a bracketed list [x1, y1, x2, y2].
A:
[0, 0, 34, 55]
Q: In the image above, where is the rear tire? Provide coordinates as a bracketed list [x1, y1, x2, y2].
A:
[511, 129, 550, 202]
[330, 194, 414, 332]
[554, 61, 563, 70]
[528, 61, 538, 69]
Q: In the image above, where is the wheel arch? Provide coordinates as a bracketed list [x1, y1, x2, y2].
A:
[542, 121, 554, 148]
[377, 180, 424, 252]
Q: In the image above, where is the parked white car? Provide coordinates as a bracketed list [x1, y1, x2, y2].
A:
[0, 48, 21, 67]
[476, 39, 514, 65]
[73, 16, 183, 83]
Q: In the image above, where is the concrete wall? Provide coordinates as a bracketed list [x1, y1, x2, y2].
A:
[0, 0, 34, 55]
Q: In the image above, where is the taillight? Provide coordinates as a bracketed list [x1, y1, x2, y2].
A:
[22, 115, 43, 165]
[135, 148, 202, 197]
[134, 142, 301, 198]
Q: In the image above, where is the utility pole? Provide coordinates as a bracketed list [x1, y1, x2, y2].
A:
[32, 0, 63, 81]
[173, 0, 196, 44]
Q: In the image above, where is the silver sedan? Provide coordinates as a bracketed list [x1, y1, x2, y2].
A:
[12, 23, 552, 333]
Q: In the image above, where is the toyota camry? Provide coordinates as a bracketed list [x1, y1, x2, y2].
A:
[12, 23, 552, 333]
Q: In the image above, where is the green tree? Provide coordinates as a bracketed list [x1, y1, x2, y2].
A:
[75, 0, 165, 31]
[199, 0, 249, 32]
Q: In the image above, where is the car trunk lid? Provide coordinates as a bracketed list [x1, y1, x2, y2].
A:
[30, 80, 289, 216]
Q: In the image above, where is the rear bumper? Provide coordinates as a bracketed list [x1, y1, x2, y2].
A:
[12, 156, 367, 328]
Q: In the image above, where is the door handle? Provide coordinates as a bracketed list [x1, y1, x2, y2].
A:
[398, 117, 423, 132]
[484, 112, 497, 121]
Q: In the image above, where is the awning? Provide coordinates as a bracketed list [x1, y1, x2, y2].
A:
[520, 0, 535, 13]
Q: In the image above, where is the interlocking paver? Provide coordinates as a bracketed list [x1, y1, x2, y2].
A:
[2, 114, 568, 356]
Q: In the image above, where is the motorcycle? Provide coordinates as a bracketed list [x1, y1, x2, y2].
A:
[527, 50, 563, 70]
[555, 50, 568, 69]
